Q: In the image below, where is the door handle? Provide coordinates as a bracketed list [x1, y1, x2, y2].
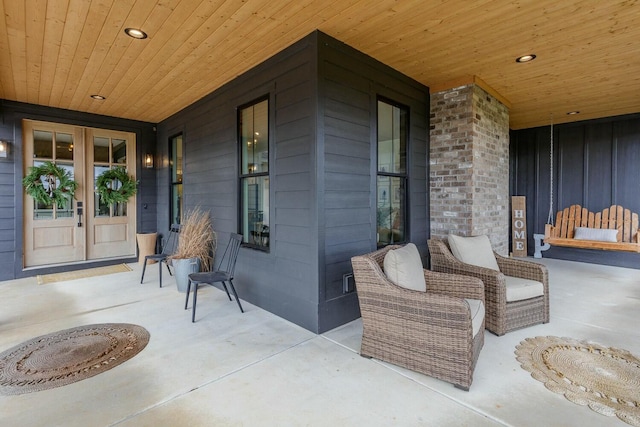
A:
[76, 201, 83, 227]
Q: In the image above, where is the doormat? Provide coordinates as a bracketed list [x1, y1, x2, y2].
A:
[515, 336, 640, 426]
[37, 263, 133, 285]
[0, 323, 150, 395]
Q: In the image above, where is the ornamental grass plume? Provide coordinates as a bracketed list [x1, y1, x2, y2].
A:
[171, 207, 216, 271]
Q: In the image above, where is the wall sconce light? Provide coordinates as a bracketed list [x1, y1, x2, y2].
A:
[0, 140, 9, 158]
[144, 153, 154, 169]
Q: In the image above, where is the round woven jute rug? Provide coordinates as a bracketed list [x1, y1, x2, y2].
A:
[515, 336, 640, 426]
[0, 323, 149, 396]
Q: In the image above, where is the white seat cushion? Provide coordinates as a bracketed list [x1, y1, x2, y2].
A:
[504, 276, 544, 302]
[574, 227, 618, 242]
[383, 243, 426, 292]
[448, 234, 500, 271]
[465, 299, 485, 337]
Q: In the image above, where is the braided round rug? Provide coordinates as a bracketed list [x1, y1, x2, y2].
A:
[515, 336, 640, 426]
[0, 323, 149, 395]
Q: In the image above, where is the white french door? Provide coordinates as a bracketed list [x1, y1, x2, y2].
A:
[23, 120, 137, 268]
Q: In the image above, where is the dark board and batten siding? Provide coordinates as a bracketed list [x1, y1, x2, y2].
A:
[317, 33, 429, 332]
[511, 113, 640, 269]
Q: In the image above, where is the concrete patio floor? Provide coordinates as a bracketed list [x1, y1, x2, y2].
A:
[1, 257, 638, 426]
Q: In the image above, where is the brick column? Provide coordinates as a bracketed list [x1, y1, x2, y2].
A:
[429, 83, 510, 254]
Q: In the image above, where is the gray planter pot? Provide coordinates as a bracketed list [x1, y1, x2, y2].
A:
[172, 257, 200, 293]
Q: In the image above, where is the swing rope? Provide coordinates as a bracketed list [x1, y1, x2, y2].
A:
[547, 114, 554, 225]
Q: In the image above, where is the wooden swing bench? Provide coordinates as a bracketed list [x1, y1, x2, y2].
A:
[544, 204, 640, 252]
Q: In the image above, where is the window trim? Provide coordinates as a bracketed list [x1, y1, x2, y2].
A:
[169, 133, 184, 227]
[238, 95, 270, 251]
[376, 96, 410, 247]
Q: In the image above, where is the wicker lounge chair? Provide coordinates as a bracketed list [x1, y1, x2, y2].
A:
[428, 238, 549, 336]
[351, 245, 485, 391]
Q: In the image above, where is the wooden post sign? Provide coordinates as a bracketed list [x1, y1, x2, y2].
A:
[511, 196, 527, 257]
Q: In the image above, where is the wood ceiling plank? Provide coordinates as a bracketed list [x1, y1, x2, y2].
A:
[38, 0, 68, 105]
[25, 0, 47, 104]
[126, 0, 640, 127]
[3, 0, 27, 100]
[55, 0, 114, 110]
[374, 2, 558, 69]
[47, 0, 92, 106]
[84, 0, 200, 117]
[126, 0, 316, 120]
[112, 0, 268, 118]
[332, 0, 489, 50]
[105, 0, 248, 116]
[0, 0, 17, 99]
[134, 0, 361, 121]
[2, 0, 640, 128]
[372, 2, 601, 75]
[69, 0, 138, 110]
[77, 0, 178, 115]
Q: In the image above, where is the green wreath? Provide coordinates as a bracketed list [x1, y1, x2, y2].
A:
[95, 166, 138, 205]
[22, 161, 78, 208]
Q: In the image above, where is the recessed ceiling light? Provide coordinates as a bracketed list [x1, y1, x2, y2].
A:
[516, 54, 536, 63]
[566, 111, 580, 115]
[124, 28, 148, 39]
[90, 94, 106, 100]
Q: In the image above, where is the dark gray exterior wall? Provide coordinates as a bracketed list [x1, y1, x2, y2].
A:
[157, 33, 320, 331]
[157, 31, 430, 333]
[316, 33, 429, 332]
[0, 100, 157, 280]
[510, 113, 640, 269]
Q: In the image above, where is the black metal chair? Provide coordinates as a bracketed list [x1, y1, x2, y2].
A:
[185, 233, 244, 322]
[140, 224, 180, 288]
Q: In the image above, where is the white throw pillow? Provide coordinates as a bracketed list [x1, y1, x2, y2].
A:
[383, 243, 427, 292]
[447, 234, 500, 271]
[573, 227, 618, 242]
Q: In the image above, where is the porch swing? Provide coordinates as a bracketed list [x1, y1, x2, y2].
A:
[536, 116, 640, 255]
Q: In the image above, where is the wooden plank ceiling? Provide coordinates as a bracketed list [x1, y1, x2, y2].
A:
[1, 0, 639, 129]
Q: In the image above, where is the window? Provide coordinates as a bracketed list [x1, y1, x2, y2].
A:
[239, 98, 269, 249]
[377, 99, 408, 246]
[170, 134, 183, 225]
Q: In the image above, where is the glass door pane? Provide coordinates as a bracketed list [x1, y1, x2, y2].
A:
[31, 130, 75, 220]
[93, 136, 129, 217]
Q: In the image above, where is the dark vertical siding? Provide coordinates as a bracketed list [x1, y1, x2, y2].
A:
[614, 120, 640, 212]
[584, 123, 613, 207]
[510, 126, 553, 245]
[557, 125, 585, 209]
[317, 33, 429, 332]
[0, 100, 156, 280]
[512, 113, 640, 268]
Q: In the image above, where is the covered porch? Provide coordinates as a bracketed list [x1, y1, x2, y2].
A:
[1, 257, 637, 426]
